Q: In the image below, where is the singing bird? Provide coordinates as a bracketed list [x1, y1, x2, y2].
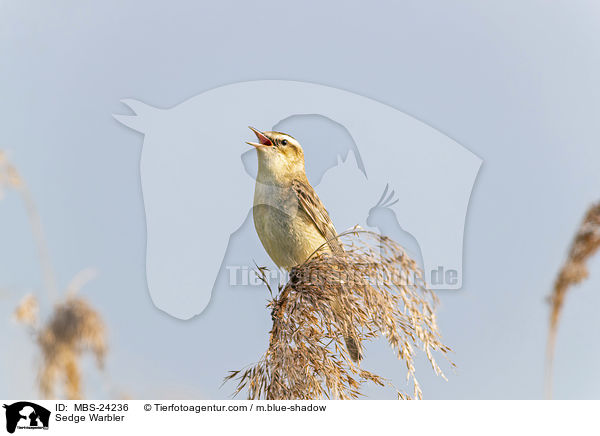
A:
[247, 126, 362, 362]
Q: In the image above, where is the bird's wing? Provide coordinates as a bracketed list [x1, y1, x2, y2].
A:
[291, 178, 343, 254]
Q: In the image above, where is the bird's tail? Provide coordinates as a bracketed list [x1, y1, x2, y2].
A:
[331, 292, 363, 362]
[344, 334, 362, 363]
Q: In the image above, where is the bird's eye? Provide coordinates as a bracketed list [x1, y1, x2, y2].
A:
[281, 139, 288, 146]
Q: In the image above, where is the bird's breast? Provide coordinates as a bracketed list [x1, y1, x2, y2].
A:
[253, 182, 328, 270]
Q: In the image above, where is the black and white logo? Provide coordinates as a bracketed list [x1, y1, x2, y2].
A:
[3, 402, 50, 434]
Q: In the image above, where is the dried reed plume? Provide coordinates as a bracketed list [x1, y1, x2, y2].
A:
[226, 229, 452, 399]
[546, 202, 600, 398]
[4, 150, 109, 399]
[15, 270, 107, 399]
[0, 150, 58, 300]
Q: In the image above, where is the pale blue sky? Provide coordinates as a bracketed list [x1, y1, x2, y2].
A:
[1, 0, 600, 399]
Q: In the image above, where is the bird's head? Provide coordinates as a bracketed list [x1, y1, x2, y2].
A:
[247, 126, 305, 182]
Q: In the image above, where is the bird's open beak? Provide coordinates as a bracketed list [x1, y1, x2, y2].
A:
[246, 126, 273, 148]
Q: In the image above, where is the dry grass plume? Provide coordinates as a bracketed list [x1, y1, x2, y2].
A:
[546, 202, 600, 398]
[226, 229, 452, 399]
[0, 150, 58, 299]
[3, 150, 108, 399]
[15, 270, 107, 400]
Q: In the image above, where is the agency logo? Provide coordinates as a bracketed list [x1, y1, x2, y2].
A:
[3, 402, 50, 433]
[114, 80, 482, 319]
